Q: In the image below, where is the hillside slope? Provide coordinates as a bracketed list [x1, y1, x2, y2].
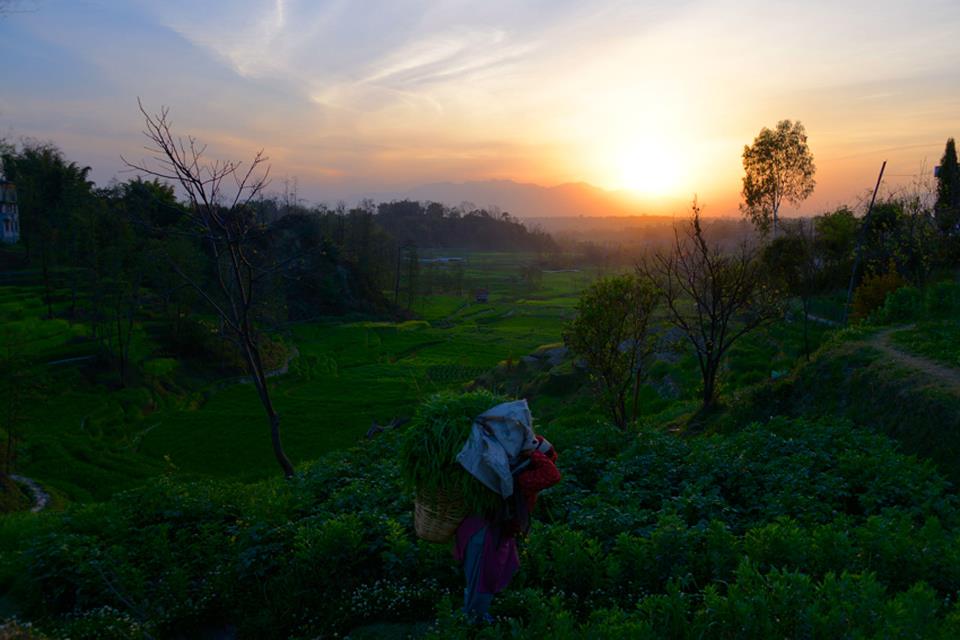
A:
[760, 326, 960, 483]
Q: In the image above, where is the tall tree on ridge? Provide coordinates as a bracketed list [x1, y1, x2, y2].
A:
[935, 138, 960, 246]
[741, 119, 816, 236]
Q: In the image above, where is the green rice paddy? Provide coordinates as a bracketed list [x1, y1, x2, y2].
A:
[3, 252, 828, 501]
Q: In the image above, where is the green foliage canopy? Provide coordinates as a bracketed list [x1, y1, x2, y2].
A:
[741, 120, 816, 235]
[563, 273, 659, 429]
[936, 138, 960, 250]
[813, 207, 858, 286]
[937, 138, 959, 213]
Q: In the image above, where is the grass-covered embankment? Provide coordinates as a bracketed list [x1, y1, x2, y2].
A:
[763, 281, 960, 484]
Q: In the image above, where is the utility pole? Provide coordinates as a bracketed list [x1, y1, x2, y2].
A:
[843, 161, 887, 323]
[394, 240, 416, 306]
[393, 244, 402, 305]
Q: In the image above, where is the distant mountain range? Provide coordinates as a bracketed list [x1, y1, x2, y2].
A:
[353, 179, 687, 219]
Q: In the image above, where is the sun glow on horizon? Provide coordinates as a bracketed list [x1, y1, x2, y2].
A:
[615, 136, 685, 197]
[1, 0, 955, 210]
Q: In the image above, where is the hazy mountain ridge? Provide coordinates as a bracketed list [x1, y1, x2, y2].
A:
[356, 179, 674, 218]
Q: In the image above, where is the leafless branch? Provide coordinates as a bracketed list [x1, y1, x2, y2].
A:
[638, 200, 782, 410]
[123, 100, 294, 477]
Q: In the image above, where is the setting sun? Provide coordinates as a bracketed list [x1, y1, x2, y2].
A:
[617, 138, 684, 196]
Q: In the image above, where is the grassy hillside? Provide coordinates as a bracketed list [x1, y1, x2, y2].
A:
[754, 282, 960, 484]
[763, 332, 960, 483]
[2, 252, 840, 500]
[1, 256, 597, 498]
[8, 256, 960, 637]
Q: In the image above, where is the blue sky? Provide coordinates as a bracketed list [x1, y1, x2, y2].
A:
[1, 0, 958, 213]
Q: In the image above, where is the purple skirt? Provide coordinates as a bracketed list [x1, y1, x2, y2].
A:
[453, 515, 519, 594]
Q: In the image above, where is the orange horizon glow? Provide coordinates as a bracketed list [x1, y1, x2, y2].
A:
[0, 1, 957, 216]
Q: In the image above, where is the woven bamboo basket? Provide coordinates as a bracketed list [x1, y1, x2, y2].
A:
[414, 485, 467, 543]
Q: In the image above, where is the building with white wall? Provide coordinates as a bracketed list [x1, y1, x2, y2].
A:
[0, 179, 19, 244]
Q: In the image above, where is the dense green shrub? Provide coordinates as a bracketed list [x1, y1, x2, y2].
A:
[7, 414, 960, 637]
[551, 417, 955, 540]
[851, 266, 906, 320]
[926, 280, 960, 315]
[423, 567, 960, 639]
[875, 285, 922, 323]
[140, 357, 178, 379]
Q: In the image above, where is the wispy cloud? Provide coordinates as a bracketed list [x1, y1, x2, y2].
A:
[1, 0, 959, 208]
[360, 28, 533, 86]
[148, 0, 292, 78]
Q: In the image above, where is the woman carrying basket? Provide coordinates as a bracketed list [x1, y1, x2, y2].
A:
[453, 432, 561, 623]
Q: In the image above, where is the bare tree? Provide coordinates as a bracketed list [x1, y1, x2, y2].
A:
[124, 101, 295, 477]
[641, 200, 782, 411]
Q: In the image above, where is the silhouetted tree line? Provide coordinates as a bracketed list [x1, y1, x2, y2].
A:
[0, 141, 561, 384]
[373, 199, 556, 251]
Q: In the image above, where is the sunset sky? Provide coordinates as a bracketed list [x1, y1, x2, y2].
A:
[1, 0, 958, 216]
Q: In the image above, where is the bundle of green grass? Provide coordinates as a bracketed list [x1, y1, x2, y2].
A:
[400, 390, 507, 523]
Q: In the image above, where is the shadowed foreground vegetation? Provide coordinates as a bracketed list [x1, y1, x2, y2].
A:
[3, 413, 960, 638]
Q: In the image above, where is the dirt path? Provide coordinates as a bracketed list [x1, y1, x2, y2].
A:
[868, 326, 960, 392]
[266, 345, 299, 379]
[807, 313, 841, 327]
[10, 474, 50, 513]
[236, 345, 300, 385]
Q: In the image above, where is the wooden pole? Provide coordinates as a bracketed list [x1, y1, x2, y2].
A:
[843, 161, 887, 323]
[393, 244, 402, 305]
